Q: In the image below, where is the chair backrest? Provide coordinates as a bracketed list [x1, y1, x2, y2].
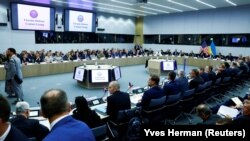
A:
[182, 89, 195, 99]
[196, 83, 207, 92]
[92, 124, 107, 140]
[149, 96, 167, 107]
[214, 78, 221, 85]
[206, 80, 212, 88]
[166, 92, 181, 105]
[222, 76, 231, 83]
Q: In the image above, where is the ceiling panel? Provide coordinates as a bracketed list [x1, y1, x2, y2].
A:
[9, 0, 250, 17]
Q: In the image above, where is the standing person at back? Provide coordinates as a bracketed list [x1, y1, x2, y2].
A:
[106, 81, 131, 122]
[40, 89, 95, 141]
[5, 48, 24, 104]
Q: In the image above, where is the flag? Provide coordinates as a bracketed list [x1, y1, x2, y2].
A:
[209, 40, 217, 56]
[200, 40, 209, 55]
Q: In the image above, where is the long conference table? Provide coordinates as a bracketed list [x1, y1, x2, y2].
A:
[0, 56, 227, 80]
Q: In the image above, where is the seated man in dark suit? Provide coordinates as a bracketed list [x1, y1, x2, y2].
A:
[196, 104, 221, 125]
[189, 69, 205, 90]
[11, 101, 49, 141]
[136, 75, 165, 110]
[0, 94, 29, 141]
[199, 67, 209, 82]
[163, 71, 180, 96]
[40, 89, 95, 141]
[107, 81, 131, 122]
[176, 70, 189, 96]
[205, 66, 216, 83]
[233, 99, 250, 126]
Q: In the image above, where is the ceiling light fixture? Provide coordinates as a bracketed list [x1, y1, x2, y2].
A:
[167, 0, 198, 10]
[110, 0, 133, 6]
[81, 0, 157, 15]
[52, 0, 145, 16]
[225, 0, 237, 6]
[148, 1, 182, 12]
[140, 6, 169, 13]
[196, 0, 216, 8]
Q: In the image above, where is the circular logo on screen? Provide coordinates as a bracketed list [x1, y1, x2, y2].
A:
[30, 10, 38, 18]
[78, 15, 84, 22]
[97, 72, 102, 76]
[77, 70, 81, 74]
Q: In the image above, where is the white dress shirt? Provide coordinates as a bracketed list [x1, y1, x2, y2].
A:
[50, 115, 69, 129]
[0, 124, 11, 141]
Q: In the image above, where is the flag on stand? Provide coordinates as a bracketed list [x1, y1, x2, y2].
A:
[209, 40, 217, 56]
[200, 40, 209, 55]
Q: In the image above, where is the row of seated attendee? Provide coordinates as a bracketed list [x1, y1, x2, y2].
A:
[1, 47, 249, 65]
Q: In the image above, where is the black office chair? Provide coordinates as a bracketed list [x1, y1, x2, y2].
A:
[165, 92, 182, 120]
[174, 89, 195, 124]
[92, 124, 109, 141]
[141, 96, 167, 124]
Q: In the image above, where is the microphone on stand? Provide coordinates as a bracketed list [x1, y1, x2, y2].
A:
[102, 87, 108, 102]
[126, 82, 134, 94]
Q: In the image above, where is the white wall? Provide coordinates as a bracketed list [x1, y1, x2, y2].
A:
[144, 5, 250, 34]
[143, 44, 249, 56]
[143, 5, 250, 56]
[0, 1, 135, 53]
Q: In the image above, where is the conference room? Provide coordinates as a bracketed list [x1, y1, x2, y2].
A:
[0, 0, 250, 140]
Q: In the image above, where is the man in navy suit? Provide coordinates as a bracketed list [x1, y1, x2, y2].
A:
[189, 69, 205, 90]
[11, 101, 49, 141]
[199, 67, 209, 82]
[137, 75, 165, 110]
[107, 81, 131, 122]
[176, 70, 189, 96]
[0, 94, 29, 141]
[163, 71, 180, 96]
[40, 89, 95, 141]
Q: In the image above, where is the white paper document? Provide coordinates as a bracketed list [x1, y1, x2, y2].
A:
[217, 105, 240, 118]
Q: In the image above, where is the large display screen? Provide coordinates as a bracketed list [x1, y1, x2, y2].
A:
[64, 10, 95, 32]
[161, 61, 177, 71]
[113, 66, 121, 80]
[90, 69, 109, 83]
[73, 67, 85, 81]
[11, 3, 55, 30]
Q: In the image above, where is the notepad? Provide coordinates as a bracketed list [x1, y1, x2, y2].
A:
[231, 97, 243, 107]
[217, 105, 240, 118]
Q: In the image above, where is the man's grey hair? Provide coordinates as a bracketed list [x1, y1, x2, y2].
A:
[109, 81, 120, 90]
[16, 101, 30, 114]
[178, 69, 185, 77]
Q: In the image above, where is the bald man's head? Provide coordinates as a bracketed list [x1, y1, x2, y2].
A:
[108, 81, 120, 94]
[40, 89, 68, 118]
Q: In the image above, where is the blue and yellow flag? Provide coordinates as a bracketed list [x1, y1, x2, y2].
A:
[209, 41, 216, 56]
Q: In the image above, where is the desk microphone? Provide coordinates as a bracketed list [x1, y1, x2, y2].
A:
[126, 82, 134, 93]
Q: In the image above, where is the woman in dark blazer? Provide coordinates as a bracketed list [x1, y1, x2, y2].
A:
[72, 96, 104, 128]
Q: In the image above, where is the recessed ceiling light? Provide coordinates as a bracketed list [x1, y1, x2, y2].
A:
[52, 0, 145, 16]
[140, 6, 169, 13]
[167, 0, 198, 10]
[110, 0, 133, 6]
[225, 0, 237, 6]
[196, 0, 216, 8]
[148, 2, 183, 12]
[81, 0, 157, 15]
